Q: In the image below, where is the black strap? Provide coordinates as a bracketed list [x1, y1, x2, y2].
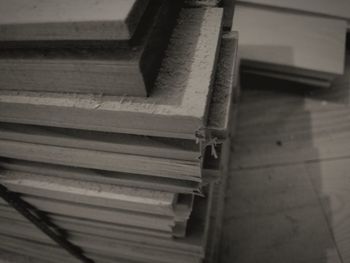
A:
[0, 184, 94, 263]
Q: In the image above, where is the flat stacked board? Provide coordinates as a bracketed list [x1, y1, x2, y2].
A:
[0, 191, 211, 263]
[236, 0, 350, 29]
[0, 8, 223, 139]
[0, 4, 239, 263]
[0, 0, 149, 41]
[232, 3, 348, 87]
[0, 0, 181, 96]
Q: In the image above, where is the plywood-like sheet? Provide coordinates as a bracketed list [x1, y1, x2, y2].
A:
[232, 4, 347, 78]
[0, 8, 223, 139]
[0, 205, 173, 239]
[0, 0, 149, 41]
[0, 197, 175, 232]
[0, 158, 201, 194]
[0, 123, 199, 161]
[0, 172, 177, 216]
[0, 139, 201, 179]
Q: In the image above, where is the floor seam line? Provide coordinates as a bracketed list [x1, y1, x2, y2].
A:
[304, 164, 345, 263]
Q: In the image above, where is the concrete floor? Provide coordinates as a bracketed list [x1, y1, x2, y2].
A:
[220, 52, 350, 263]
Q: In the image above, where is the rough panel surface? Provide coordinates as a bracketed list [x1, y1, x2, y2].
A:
[0, 0, 149, 40]
[0, 8, 224, 139]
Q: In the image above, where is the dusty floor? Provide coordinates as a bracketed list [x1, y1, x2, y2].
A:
[220, 52, 350, 263]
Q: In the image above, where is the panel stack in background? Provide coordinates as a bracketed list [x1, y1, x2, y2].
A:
[0, 1, 239, 263]
[236, 0, 350, 29]
[233, 1, 349, 87]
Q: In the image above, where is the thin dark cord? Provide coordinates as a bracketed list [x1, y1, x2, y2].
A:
[0, 184, 94, 263]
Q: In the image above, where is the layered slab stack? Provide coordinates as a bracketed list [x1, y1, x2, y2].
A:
[0, 0, 181, 96]
[0, 2, 239, 263]
[232, 3, 348, 87]
[237, 0, 350, 30]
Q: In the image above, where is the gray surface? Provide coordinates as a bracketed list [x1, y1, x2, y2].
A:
[0, 0, 148, 40]
[221, 52, 350, 263]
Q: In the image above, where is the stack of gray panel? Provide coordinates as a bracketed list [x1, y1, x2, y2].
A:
[0, 1, 239, 262]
